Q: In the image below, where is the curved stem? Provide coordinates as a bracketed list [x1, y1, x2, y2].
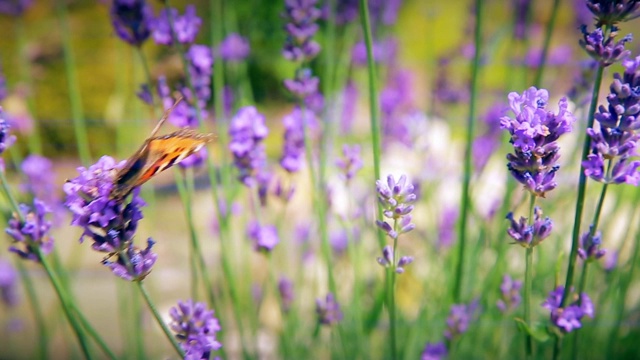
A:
[136, 281, 185, 358]
[533, 0, 560, 87]
[453, 0, 483, 302]
[15, 260, 48, 360]
[523, 194, 537, 359]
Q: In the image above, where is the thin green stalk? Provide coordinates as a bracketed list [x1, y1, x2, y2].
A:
[319, 0, 336, 191]
[55, 0, 91, 166]
[15, 261, 48, 360]
[453, 0, 483, 302]
[38, 249, 93, 360]
[136, 281, 185, 358]
[389, 220, 400, 360]
[523, 194, 537, 359]
[70, 302, 118, 360]
[16, 17, 42, 155]
[561, 64, 605, 307]
[532, 0, 561, 88]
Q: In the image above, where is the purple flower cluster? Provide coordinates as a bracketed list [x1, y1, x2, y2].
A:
[218, 33, 250, 62]
[110, 0, 153, 47]
[351, 38, 398, 66]
[229, 106, 269, 186]
[63, 156, 155, 281]
[376, 245, 413, 274]
[506, 206, 553, 248]
[278, 276, 295, 312]
[375, 174, 416, 240]
[247, 221, 280, 252]
[421, 342, 448, 360]
[542, 286, 594, 333]
[0, 0, 32, 16]
[282, 0, 321, 62]
[584, 56, 640, 185]
[284, 68, 319, 101]
[335, 144, 363, 181]
[0, 110, 16, 156]
[497, 275, 522, 312]
[169, 299, 222, 359]
[150, 5, 201, 46]
[444, 300, 479, 340]
[579, 26, 632, 67]
[380, 68, 416, 146]
[501, 87, 576, 197]
[0, 258, 18, 307]
[280, 107, 315, 173]
[586, 0, 640, 26]
[5, 199, 54, 262]
[316, 293, 343, 326]
[578, 226, 606, 261]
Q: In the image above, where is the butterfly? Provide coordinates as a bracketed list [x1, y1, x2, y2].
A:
[110, 96, 215, 200]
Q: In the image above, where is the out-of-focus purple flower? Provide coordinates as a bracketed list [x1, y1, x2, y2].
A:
[421, 342, 448, 360]
[280, 107, 317, 173]
[376, 174, 416, 239]
[501, 87, 576, 197]
[0, 0, 32, 16]
[568, 59, 598, 107]
[335, 0, 358, 25]
[585, 55, 640, 185]
[185, 44, 213, 113]
[6, 199, 54, 262]
[0, 110, 16, 155]
[351, 37, 398, 66]
[578, 226, 606, 261]
[513, 0, 532, 40]
[150, 5, 202, 46]
[521, 45, 573, 68]
[316, 293, 343, 326]
[575, 0, 596, 27]
[381, 68, 415, 146]
[444, 300, 479, 340]
[368, 0, 403, 26]
[169, 299, 222, 359]
[229, 106, 269, 186]
[542, 286, 594, 333]
[278, 276, 295, 312]
[497, 275, 522, 312]
[586, 0, 640, 26]
[336, 144, 363, 181]
[103, 238, 157, 281]
[218, 33, 250, 61]
[137, 83, 153, 105]
[247, 222, 280, 252]
[506, 206, 553, 248]
[604, 250, 618, 271]
[376, 245, 413, 274]
[284, 68, 319, 100]
[0, 73, 6, 101]
[473, 103, 507, 172]
[432, 57, 470, 111]
[282, 0, 321, 62]
[437, 207, 458, 250]
[0, 258, 18, 307]
[110, 0, 153, 47]
[579, 26, 632, 67]
[340, 81, 358, 133]
[21, 155, 57, 204]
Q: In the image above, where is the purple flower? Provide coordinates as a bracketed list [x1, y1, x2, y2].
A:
[283, 68, 319, 100]
[437, 207, 458, 250]
[585, 56, 640, 184]
[0, 0, 32, 16]
[278, 276, 295, 312]
[376, 174, 416, 239]
[21, 155, 58, 204]
[376, 245, 413, 274]
[103, 238, 157, 281]
[506, 206, 553, 248]
[282, 0, 321, 62]
[316, 293, 343, 326]
[137, 83, 153, 105]
[579, 26, 632, 66]
[5, 199, 54, 262]
[0, 72, 6, 101]
[335, 0, 358, 25]
[501, 87, 576, 197]
[444, 300, 479, 340]
[512, 0, 532, 40]
[169, 299, 222, 359]
[521, 45, 573, 68]
[604, 250, 618, 271]
[280, 107, 317, 173]
[578, 226, 606, 261]
[336, 144, 363, 181]
[432, 56, 469, 108]
[381, 68, 415, 146]
[247, 222, 280, 252]
[497, 275, 522, 312]
[229, 106, 269, 186]
[0, 258, 18, 306]
[150, 5, 202, 46]
[110, 0, 153, 46]
[340, 81, 358, 133]
[473, 103, 507, 172]
[542, 286, 594, 333]
[0, 110, 16, 155]
[586, 0, 640, 26]
[218, 33, 250, 61]
[421, 342, 448, 360]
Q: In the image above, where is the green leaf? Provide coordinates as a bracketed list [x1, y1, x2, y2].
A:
[515, 318, 551, 343]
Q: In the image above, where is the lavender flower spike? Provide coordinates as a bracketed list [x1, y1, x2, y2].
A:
[542, 286, 595, 333]
[376, 245, 413, 274]
[577, 226, 606, 261]
[228, 106, 269, 186]
[586, 0, 640, 26]
[579, 26, 632, 67]
[421, 342, 448, 360]
[0, 109, 16, 155]
[506, 206, 553, 248]
[0, 258, 18, 306]
[282, 0, 321, 62]
[497, 275, 522, 312]
[102, 238, 157, 281]
[376, 174, 417, 239]
[169, 299, 222, 359]
[316, 293, 343, 326]
[6, 199, 54, 262]
[150, 5, 202, 46]
[501, 87, 576, 197]
[110, 0, 153, 47]
[336, 144, 363, 181]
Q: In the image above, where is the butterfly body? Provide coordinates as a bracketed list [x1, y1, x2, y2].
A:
[110, 128, 215, 200]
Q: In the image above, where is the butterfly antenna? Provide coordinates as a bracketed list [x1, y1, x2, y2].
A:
[149, 95, 184, 137]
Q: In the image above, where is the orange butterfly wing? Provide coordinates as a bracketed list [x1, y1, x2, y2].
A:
[111, 128, 215, 199]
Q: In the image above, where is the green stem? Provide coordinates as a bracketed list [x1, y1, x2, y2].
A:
[55, 0, 91, 166]
[15, 261, 48, 360]
[532, 0, 560, 87]
[389, 220, 399, 360]
[453, 0, 483, 302]
[16, 17, 42, 155]
[136, 281, 185, 358]
[561, 64, 605, 307]
[523, 194, 537, 359]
